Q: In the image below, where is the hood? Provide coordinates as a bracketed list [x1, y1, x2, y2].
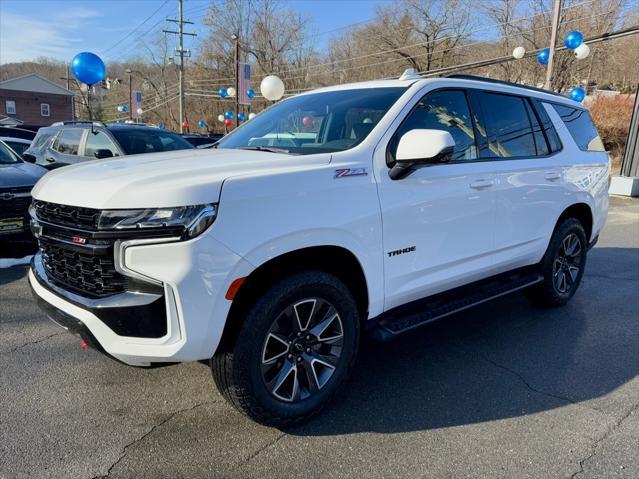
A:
[31, 148, 330, 209]
[0, 162, 47, 189]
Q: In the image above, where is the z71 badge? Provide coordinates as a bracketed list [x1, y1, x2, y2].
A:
[334, 168, 368, 178]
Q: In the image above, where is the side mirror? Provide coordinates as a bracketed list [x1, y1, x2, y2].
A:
[93, 149, 114, 159]
[22, 152, 36, 163]
[389, 129, 455, 180]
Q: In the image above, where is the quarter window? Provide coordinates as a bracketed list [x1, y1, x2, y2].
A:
[389, 89, 478, 163]
[84, 131, 119, 158]
[551, 104, 604, 152]
[54, 128, 84, 155]
[480, 93, 537, 158]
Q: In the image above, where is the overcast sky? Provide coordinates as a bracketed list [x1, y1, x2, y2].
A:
[0, 0, 390, 65]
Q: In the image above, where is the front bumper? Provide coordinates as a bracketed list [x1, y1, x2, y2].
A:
[29, 232, 254, 366]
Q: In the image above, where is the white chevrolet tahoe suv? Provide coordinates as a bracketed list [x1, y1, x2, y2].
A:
[29, 74, 609, 425]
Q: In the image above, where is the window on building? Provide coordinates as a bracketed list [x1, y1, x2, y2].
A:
[5, 100, 16, 115]
[40, 103, 50, 117]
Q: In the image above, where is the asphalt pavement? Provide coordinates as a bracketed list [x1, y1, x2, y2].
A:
[1, 196, 637, 479]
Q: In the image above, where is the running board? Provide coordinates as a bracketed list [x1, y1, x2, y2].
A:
[371, 272, 543, 341]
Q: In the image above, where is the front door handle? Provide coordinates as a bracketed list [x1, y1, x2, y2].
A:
[545, 171, 561, 181]
[470, 179, 495, 189]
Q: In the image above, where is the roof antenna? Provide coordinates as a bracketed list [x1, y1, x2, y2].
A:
[399, 68, 422, 81]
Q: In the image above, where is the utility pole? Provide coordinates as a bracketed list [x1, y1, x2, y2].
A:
[164, 0, 196, 133]
[232, 33, 239, 128]
[126, 69, 133, 121]
[61, 64, 74, 120]
[545, 0, 563, 90]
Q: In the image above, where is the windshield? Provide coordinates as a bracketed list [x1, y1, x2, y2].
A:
[111, 129, 194, 155]
[217, 87, 407, 155]
[0, 141, 21, 164]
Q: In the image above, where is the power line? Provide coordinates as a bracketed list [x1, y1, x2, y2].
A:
[101, 0, 171, 55]
[271, 8, 620, 85]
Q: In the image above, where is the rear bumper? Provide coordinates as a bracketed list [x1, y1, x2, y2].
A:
[28, 232, 254, 366]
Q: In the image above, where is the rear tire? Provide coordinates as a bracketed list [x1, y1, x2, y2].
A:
[211, 271, 360, 427]
[527, 218, 587, 307]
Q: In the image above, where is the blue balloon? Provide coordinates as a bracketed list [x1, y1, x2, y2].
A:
[568, 87, 586, 102]
[225, 111, 234, 120]
[246, 88, 255, 99]
[117, 105, 128, 113]
[564, 31, 584, 50]
[71, 52, 106, 85]
[158, 122, 165, 129]
[219, 88, 228, 98]
[537, 48, 550, 65]
[198, 120, 206, 128]
[238, 113, 245, 122]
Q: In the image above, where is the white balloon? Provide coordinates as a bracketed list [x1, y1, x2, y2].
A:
[260, 75, 285, 101]
[136, 108, 143, 115]
[226, 87, 236, 98]
[574, 43, 590, 60]
[512, 46, 526, 59]
[248, 112, 256, 120]
[218, 114, 225, 122]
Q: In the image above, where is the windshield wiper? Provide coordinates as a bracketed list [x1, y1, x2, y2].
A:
[238, 146, 294, 154]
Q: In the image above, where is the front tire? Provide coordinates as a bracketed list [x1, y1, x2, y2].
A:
[527, 218, 587, 306]
[211, 271, 360, 426]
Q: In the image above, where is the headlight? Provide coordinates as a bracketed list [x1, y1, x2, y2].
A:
[98, 203, 217, 239]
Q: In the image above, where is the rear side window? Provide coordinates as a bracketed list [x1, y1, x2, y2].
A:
[534, 100, 562, 153]
[551, 104, 604, 152]
[54, 128, 85, 155]
[480, 93, 538, 158]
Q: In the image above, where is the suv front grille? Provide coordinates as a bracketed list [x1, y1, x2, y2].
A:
[40, 238, 126, 297]
[33, 200, 100, 230]
[33, 200, 126, 298]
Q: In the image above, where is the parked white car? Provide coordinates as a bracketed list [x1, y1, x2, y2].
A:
[29, 73, 609, 425]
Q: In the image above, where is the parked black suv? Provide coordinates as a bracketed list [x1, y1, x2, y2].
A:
[23, 122, 194, 169]
[0, 140, 46, 240]
[181, 133, 224, 147]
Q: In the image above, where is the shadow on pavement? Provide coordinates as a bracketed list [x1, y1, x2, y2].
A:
[284, 246, 638, 436]
[0, 264, 30, 287]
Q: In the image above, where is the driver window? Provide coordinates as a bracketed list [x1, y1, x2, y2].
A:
[84, 131, 119, 158]
[389, 89, 478, 164]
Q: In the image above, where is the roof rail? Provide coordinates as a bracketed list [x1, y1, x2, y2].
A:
[445, 74, 568, 99]
[50, 120, 106, 127]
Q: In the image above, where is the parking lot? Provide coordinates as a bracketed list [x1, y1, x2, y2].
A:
[0, 196, 637, 479]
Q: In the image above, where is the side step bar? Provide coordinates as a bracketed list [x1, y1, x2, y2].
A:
[371, 272, 544, 341]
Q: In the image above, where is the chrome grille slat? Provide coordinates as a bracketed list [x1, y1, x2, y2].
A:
[33, 201, 127, 298]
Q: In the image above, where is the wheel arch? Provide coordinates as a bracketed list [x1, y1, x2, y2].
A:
[556, 202, 593, 241]
[216, 245, 370, 352]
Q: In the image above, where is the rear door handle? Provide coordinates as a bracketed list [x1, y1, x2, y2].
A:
[469, 179, 495, 189]
[545, 172, 561, 181]
[45, 157, 55, 163]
